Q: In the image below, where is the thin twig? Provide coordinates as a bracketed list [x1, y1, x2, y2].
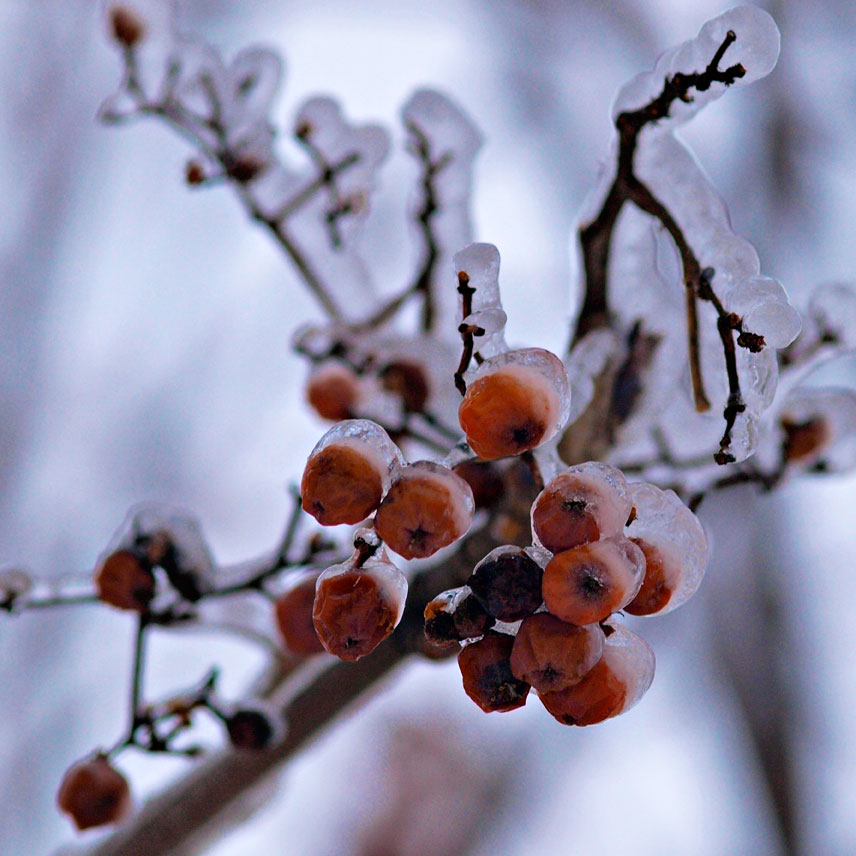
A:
[454, 271, 482, 395]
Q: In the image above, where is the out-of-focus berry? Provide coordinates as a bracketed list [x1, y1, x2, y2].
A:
[531, 462, 632, 554]
[542, 536, 645, 626]
[95, 549, 155, 612]
[380, 360, 429, 413]
[538, 625, 654, 726]
[467, 546, 543, 622]
[56, 755, 131, 830]
[452, 460, 505, 510]
[108, 5, 145, 48]
[306, 361, 361, 422]
[312, 555, 407, 661]
[781, 416, 829, 464]
[226, 707, 280, 750]
[423, 586, 494, 648]
[457, 632, 530, 713]
[510, 613, 604, 693]
[624, 483, 707, 617]
[458, 348, 570, 460]
[374, 461, 474, 559]
[274, 573, 325, 655]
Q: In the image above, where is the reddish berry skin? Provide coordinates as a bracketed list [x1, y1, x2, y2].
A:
[306, 363, 360, 421]
[274, 575, 325, 655]
[312, 569, 398, 661]
[624, 538, 672, 616]
[467, 548, 543, 622]
[531, 488, 601, 554]
[301, 442, 384, 526]
[458, 370, 550, 460]
[452, 460, 505, 510]
[542, 538, 644, 627]
[374, 465, 473, 560]
[380, 361, 429, 413]
[56, 756, 132, 830]
[458, 633, 530, 713]
[510, 613, 604, 693]
[538, 656, 627, 726]
[95, 550, 156, 612]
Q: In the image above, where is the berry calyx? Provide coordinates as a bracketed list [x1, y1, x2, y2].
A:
[108, 5, 145, 48]
[56, 755, 131, 830]
[458, 632, 530, 713]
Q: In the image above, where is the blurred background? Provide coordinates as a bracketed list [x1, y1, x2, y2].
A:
[1, 0, 855, 853]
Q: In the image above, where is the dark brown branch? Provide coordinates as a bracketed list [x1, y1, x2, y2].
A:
[453, 271, 483, 395]
[572, 30, 751, 464]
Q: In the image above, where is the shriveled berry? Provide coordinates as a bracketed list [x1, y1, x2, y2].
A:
[538, 625, 654, 726]
[374, 461, 474, 560]
[542, 537, 645, 626]
[274, 574, 325, 655]
[108, 5, 145, 47]
[458, 349, 569, 460]
[95, 550, 155, 612]
[458, 633, 530, 713]
[531, 463, 631, 554]
[468, 546, 543, 621]
[57, 755, 131, 830]
[624, 538, 672, 616]
[380, 360, 429, 413]
[452, 460, 505, 509]
[306, 362, 361, 422]
[510, 613, 604, 693]
[424, 586, 494, 648]
[301, 442, 385, 526]
[312, 557, 407, 661]
[226, 708, 278, 750]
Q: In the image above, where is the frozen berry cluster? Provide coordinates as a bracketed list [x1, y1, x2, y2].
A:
[424, 462, 707, 726]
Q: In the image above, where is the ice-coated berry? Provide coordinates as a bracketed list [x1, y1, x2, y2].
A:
[301, 420, 401, 526]
[538, 624, 654, 726]
[95, 550, 155, 612]
[531, 462, 632, 554]
[510, 613, 604, 693]
[458, 632, 530, 713]
[452, 460, 505, 509]
[306, 361, 361, 422]
[467, 546, 544, 622]
[57, 755, 131, 831]
[374, 461, 474, 560]
[458, 348, 570, 460]
[312, 556, 407, 661]
[380, 360, 430, 413]
[274, 573, 325, 655]
[423, 586, 495, 648]
[226, 707, 279, 750]
[542, 536, 645, 626]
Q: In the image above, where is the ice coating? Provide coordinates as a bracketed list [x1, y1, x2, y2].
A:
[470, 348, 571, 434]
[780, 386, 856, 472]
[0, 568, 33, 601]
[598, 623, 656, 715]
[403, 92, 483, 344]
[611, 6, 780, 126]
[809, 283, 856, 348]
[453, 243, 508, 359]
[626, 482, 708, 615]
[531, 462, 633, 555]
[725, 276, 801, 349]
[564, 329, 621, 425]
[308, 419, 404, 485]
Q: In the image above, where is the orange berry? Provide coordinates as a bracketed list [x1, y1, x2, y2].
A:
[510, 613, 604, 693]
[57, 755, 131, 830]
[274, 574, 325, 655]
[95, 550, 155, 612]
[380, 360, 430, 413]
[458, 349, 569, 460]
[624, 538, 673, 616]
[306, 362, 361, 421]
[531, 463, 631, 554]
[538, 624, 654, 726]
[374, 462, 473, 560]
[458, 633, 530, 713]
[301, 441, 385, 526]
[312, 557, 407, 661]
[542, 537, 645, 626]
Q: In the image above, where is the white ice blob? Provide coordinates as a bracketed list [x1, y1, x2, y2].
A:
[453, 243, 508, 359]
[726, 276, 802, 349]
[599, 621, 656, 715]
[780, 386, 856, 473]
[809, 283, 856, 349]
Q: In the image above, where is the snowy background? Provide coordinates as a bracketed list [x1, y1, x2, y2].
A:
[1, 0, 855, 853]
